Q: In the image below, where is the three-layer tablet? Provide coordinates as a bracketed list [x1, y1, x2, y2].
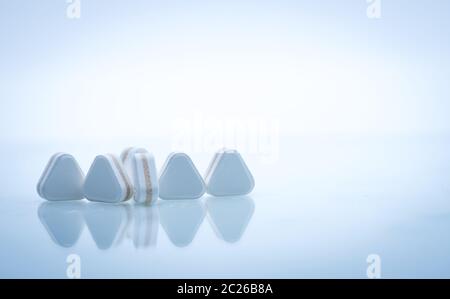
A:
[37, 153, 85, 201]
[204, 149, 255, 196]
[83, 154, 133, 203]
[129, 152, 159, 204]
[159, 152, 206, 200]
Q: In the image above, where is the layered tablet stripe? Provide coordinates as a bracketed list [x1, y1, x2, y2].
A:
[120, 147, 159, 204]
[131, 152, 159, 204]
[121, 147, 148, 173]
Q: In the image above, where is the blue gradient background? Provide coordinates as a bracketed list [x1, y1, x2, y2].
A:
[1, 0, 450, 278]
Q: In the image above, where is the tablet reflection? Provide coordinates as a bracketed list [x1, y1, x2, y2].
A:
[38, 201, 85, 248]
[158, 199, 205, 247]
[38, 201, 159, 250]
[83, 203, 132, 250]
[38, 196, 254, 249]
[206, 196, 255, 243]
[131, 204, 159, 249]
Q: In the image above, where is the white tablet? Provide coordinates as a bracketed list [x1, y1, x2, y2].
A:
[120, 147, 148, 172]
[37, 153, 85, 201]
[83, 154, 133, 203]
[130, 152, 159, 205]
[204, 149, 255, 196]
[159, 152, 206, 200]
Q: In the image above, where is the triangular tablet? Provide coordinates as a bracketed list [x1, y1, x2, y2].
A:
[84, 154, 133, 203]
[159, 153, 205, 200]
[205, 149, 255, 196]
[37, 153, 85, 201]
[129, 152, 159, 205]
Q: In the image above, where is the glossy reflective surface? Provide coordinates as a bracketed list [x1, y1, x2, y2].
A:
[1, 136, 450, 278]
[2, 0, 450, 279]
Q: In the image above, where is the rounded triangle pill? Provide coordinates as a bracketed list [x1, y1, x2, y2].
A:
[83, 154, 133, 203]
[158, 153, 206, 200]
[204, 149, 255, 196]
[37, 153, 85, 201]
